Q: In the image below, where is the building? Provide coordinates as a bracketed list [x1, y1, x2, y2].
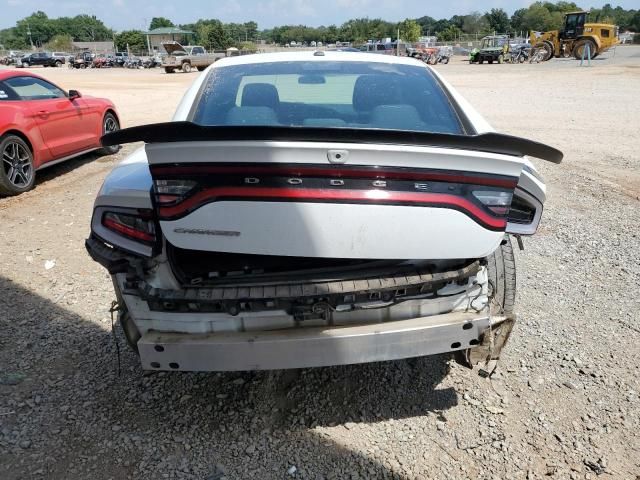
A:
[71, 41, 114, 55]
[145, 27, 195, 53]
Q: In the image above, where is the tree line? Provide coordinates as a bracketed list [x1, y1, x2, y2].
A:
[1, 2, 638, 52]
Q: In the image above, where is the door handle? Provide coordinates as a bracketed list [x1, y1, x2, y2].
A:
[38, 110, 48, 114]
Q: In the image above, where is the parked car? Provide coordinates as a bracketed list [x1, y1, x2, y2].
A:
[359, 42, 395, 54]
[87, 52, 562, 373]
[51, 51, 69, 64]
[161, 42, 225, 73]
[0, 70, 120, 195]
[17, 52, 62, 68]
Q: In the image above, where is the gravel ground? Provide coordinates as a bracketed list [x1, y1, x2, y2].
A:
[1, 47, 639, 479]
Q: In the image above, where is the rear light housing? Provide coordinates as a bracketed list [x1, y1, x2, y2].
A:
[90, 207, 157, 257]
[471, 190, 513, 216]
[154, 179, 197, 206]
[102, 212, 156, 244]
[506, 189, 543, 235]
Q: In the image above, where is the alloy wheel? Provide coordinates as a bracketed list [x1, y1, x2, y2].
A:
[104, 115, 118, 135]
[2, 141, 33, 188]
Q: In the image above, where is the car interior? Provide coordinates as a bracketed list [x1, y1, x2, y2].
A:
[193, 64, 465, 134]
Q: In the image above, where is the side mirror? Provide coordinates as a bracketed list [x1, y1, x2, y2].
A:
[68, 90, 82, 100]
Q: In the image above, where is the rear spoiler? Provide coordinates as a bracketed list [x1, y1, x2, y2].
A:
[102, 122, 563, 164]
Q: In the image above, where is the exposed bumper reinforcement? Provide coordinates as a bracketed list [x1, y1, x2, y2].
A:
[138, 311, 497, 371]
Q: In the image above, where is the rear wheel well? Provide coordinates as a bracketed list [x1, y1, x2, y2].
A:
[2, 130, 33, 155]
[104, 109, 119, 124]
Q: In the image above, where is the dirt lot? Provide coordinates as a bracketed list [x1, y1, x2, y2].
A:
[1, 48, 639, 479]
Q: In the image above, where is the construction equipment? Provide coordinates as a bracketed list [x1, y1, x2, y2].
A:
[530, 11, 619, 61]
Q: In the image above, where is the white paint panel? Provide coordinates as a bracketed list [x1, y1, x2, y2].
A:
[161, 201, 503, 259]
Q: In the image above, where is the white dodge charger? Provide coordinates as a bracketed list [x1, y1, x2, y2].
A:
[86, 51, 562, 373]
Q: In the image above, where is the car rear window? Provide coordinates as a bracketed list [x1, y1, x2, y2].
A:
[192, 61, 464, 134]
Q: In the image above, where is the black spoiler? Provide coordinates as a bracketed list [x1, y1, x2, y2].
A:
[102, 122, 563, 164]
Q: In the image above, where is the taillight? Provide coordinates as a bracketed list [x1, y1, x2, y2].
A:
[102, 212, 156, 244]
[154, 179, 197, 206]
[472, 190, 513, 215]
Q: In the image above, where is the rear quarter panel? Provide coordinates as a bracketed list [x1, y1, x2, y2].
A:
[0, 100, 52, 168]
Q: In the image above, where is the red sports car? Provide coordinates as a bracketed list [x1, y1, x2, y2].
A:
[0, 70, 120, 195]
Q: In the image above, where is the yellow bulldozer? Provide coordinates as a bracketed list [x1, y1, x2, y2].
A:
[530, 11, 619, 61]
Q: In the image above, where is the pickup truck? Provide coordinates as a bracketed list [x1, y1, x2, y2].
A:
[161, 42, 226, 73]
[17, 52, 62, 68]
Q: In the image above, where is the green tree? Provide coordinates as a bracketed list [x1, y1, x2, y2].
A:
[397, 18, 421, 42]
[45, 34, 73, 51]
[462, 12, 489, 34]
[521, 4, 553, 31]
[510, 8, 528, 32]
[484, 8, 510, 33]
[438, 25, 462, 41]
[114, 30, 145, 52]
[243, 21, 258, 40]
[206, 21, 231, 49]
[15, 11, 56, 47]
[149, 17, 174, 30]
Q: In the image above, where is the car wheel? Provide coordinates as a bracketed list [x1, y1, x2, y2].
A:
[55, 61, 62, 67]
[22, 62, 29, 68]
[100, 113, 121, 155]
[497, 54, 504, 64]
[182, 62, 191, 73]
[479, 58, 484, 64]
[455, 236, 516, 368]
[0, 135, 35, 196]
[164, 67, 175, 74]
[197, 66, 206, 71]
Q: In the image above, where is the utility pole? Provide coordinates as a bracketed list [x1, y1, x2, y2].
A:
[397, 28, 400, 56]
[26, 22, 34, 50]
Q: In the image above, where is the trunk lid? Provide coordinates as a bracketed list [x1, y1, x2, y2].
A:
[145, 139, 525, 260]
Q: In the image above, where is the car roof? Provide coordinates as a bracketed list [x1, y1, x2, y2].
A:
[212, 50, 426, 69]
[0, 70, 42, 81]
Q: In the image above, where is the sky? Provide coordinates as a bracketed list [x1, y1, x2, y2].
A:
[0, 0, 636, 31]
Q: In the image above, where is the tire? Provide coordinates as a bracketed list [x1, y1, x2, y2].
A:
[21, 62, 29, 68]
[164, 67, 175, 74]
[454, 236, 516, 368]
[100, 113, 121, 155]
[80, 63, 86, 69]
[534, 42, 553, 61]
[497, 54, 504, 64]
[479, 58, 484, 64]
[182, 62, 191, 73]
[0, 135, 36, 196]
[442, 57, 449, 64]
[519, 55, 525, 63]
[55, 61, 62, 67]
[469, 58, 474, 64]
[488, 58, 493, 64]
[197, 66, 206, 71]
[573, 39, 597, 60]
[487, 236, 516, 315]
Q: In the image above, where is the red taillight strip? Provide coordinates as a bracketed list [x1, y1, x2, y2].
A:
[103, 217, 155, 242]
[151, 165, 517, 188]
[158, 187, 507, 229]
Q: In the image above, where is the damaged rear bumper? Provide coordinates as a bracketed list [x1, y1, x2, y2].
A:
[137, 312, 515, 372]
